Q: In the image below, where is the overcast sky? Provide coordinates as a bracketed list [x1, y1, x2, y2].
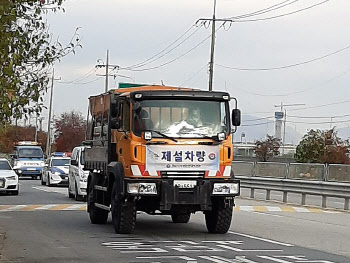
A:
[39, 0, 350, 139]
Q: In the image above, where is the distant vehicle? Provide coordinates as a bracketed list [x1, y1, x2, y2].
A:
[11, 141, 45, 179]
[0, 158, 19, 195]
[68, 146, 89, 201]
[41, 156, 70, 186]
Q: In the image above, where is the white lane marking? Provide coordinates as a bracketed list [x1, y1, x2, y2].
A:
[239, 206, 254, 212]
[32, 186, 67, 195]
[247, 211, 284, 218]
[228, 231, 294, 247]
[258, 256, 294, 263]
[266, 206, 282, 212]
[216, 244, 282, 252]
[199, 256, 229, 263]
[292, 207, 310, 213]
[0, 205, 27, 212]
[34, 204, 58, 210]
[62, 204, 85, 210]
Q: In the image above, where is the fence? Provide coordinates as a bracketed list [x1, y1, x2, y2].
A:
[232, 161, 350, 210]
[232, 161, 350, 182]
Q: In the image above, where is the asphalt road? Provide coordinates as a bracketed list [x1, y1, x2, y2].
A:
[0, 179, 349, 263]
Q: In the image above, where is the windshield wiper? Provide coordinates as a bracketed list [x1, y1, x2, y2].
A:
[182, 133, 220, 141]
[149, 130, 178, 142]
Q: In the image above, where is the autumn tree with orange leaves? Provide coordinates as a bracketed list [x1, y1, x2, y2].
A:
[53, 111, 85, 152]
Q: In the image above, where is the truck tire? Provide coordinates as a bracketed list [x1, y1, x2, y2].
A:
[205, 199, 233, 234]
[88, 174, 108, 224]
[111, 183, 136, 234]
[171, 213, 191, 223]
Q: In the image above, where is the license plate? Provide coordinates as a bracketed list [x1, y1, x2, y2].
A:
[173, 180, 197, 189]
[27, 168, 36, 171]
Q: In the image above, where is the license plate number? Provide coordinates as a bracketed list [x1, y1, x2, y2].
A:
[173, 180, 197, 189]
[27, 168, 36, 171]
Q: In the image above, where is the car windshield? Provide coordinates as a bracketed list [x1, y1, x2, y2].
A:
[18, 148, 43, 158]
[52, 159, 70, 166]
[0, 161, 11, 170]
[133, 99, 229, 138]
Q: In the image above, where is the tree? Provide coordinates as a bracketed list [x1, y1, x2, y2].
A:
[0, 0, 80, 125]
[0, 125, 47, 153]
[54, 111, 85, 152]
[254, 135, 280, 162]
[295, 128, 350, 164]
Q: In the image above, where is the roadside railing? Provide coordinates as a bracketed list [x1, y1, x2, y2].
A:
[233, 161, 350, 210]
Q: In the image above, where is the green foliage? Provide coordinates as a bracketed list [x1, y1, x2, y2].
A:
[254, 135, 281, 162]
[295, 128, 350, 164]
[0, 0, 80, 125]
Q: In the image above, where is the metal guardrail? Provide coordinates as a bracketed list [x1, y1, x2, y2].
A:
[237, 176, 350, 210]
[233, 161, 350, 210]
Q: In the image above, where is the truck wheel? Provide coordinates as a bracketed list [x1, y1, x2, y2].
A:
[171, 213, 191, 223]
[205, 199, 233, 234]
[111, 183, 136, 234]
[88, 176, 108, 224]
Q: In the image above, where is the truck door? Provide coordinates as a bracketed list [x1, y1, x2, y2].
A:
[114, 99, 132, 177]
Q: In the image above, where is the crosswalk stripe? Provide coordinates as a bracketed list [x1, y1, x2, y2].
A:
[49, 204, 73, 211]
[0, 204, 343, 213]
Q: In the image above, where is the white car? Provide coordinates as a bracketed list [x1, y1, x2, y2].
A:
[41, 157, 70, 186]
[68, 146, 89, 201]
[0, 158, 19, 195]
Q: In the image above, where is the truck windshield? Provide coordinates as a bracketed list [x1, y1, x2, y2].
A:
[133, 100, 229, 138]
[18, 148, 43, 158]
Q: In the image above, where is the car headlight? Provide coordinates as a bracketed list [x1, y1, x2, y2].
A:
[7, 176, 17, 180]
[40, 162, 45, 167]
[127, 183, 157, 195]
[212, 183, 239, 195]
[54, 172, 61, 176]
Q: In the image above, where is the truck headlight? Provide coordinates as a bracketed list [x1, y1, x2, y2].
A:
[127, 183, 157, 195]
[212, 183, 239, 195]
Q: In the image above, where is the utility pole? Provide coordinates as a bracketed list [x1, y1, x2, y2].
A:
[46, 69, 60, 156]
[274, 102, 305, 155]
[96, 50, 120, 92]
[197, 0, 233, 91]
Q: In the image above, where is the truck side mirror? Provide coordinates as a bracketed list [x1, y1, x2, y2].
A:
[110, 117, 120, 129]
[232, 109, 241, 126]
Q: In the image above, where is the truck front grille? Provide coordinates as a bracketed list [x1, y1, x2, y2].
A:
[160, 171, 205, 179]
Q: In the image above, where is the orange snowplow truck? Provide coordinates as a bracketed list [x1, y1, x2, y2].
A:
[83, 85, 241, 234]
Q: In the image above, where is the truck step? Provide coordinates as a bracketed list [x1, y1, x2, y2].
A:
[94, 203, 110, 211]
[94, 185, 108, 192]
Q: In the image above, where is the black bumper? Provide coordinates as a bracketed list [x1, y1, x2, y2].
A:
[123, 178, 240, 211]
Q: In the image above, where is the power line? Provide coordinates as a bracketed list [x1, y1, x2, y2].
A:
[216, 43, 350, 71]
[58, 67, 97, 84]
[121, 25, 201, 70]
[228, 0, 299, 20]
[232, 0, 331, 23]
[241, 121, 275, 127]
[243, 116, 274, 122]
[288, 99, 350, 112]
[288, 113, 350, 119]
[122, 33, 213, 72]
[179, 63, 208, 87]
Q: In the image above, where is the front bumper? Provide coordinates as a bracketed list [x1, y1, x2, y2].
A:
[0, 178, 19, 192]
[15, 167, 42, 176]
[123, 178, 240, 211]
[49, 173, 69, 186]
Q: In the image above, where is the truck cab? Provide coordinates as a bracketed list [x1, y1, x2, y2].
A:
[84, 85, 241, 234]
[11, 141, 45, 179]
